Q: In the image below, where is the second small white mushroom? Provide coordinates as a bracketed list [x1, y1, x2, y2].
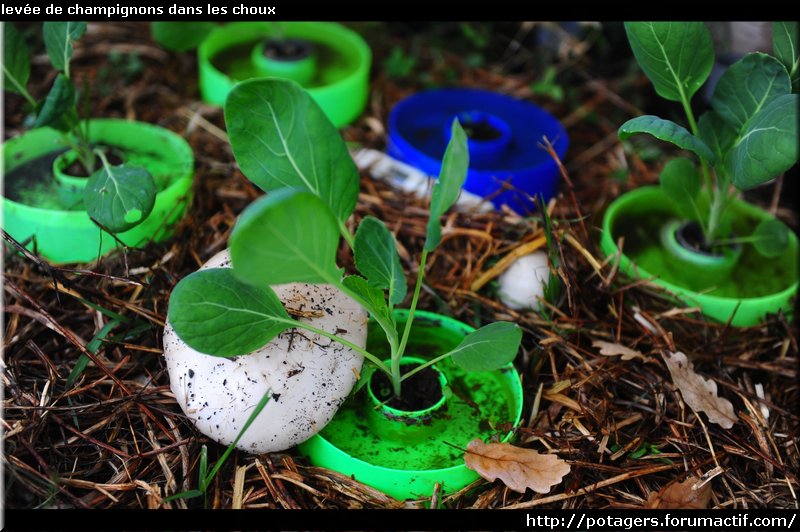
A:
[163, 250, 367, 453]
[497, 251, 551, 311]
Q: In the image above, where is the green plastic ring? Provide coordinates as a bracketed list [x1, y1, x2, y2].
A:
[2, 119, 194, 264]
[299, 309, 524, 501]
[600, 187, 798, 326]
[198, 22, 371, 128]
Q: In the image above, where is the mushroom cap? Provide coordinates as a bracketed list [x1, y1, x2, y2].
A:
[497, 251, 550, 311]
[164, 250, 367, 453]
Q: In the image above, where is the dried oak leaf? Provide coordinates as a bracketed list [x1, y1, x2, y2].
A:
[464, 439, 570, 494]
[662, 351, 737, 429]
[646, 476, 712, 509]
[592, 340, 646, 361]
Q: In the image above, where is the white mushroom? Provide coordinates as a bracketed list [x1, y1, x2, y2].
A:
[163, 250, 367, 453]
[497, 251, 551, 311]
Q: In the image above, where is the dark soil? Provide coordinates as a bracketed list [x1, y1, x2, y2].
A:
[675, 220, 739, 256]
[462, 119, 502, 141]
[370, 363, 443, 411]
[262, 38, 315, 62]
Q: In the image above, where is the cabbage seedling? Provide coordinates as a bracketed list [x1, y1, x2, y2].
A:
[619, 22, 797, 257]
[3, 22, 156, 233]
[168, 79, 522, 401]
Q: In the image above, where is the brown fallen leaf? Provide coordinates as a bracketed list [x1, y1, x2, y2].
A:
[662, 351, 737, 429]
[592, 340, 646, 361]
[646, 476, 712, 509]
[464, 439, 570, 494]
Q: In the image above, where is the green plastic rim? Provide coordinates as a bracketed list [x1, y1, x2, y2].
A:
[600, 187, 799, 326]
[198, 22, 371, 127]
[367, 356, 448, 422]
[659, 219, 742, 286]
[2, 119, 194, 264]
[51, 149, 90, 210]
[298, 310, 524, 501]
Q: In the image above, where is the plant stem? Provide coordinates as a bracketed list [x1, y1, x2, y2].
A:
[769, 173, 784, 216]
[713, 235, 767, 245]
[321, 264, 400, 384]
[705, 168, 733, 244]
[57, 125, 94, 175]
[394, 248, 430, 396]
[706, 189, 724, 244]
[331, 276, 399, 364]
[72, 120, 95, 173]
[95, 148, 112, 173]
[277, 317, 390, 375]
[680, 95, 700, 137]
[679, 94, 712, 182]
[59, 117, 95, 175]
[338, 220, 356, 249]
[678, 93, 714, 236]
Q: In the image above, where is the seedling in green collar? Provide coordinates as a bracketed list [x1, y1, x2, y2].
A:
[619, 22, 798, 256]
[3, 22, 156, 234]
[168, 79, 522, 399]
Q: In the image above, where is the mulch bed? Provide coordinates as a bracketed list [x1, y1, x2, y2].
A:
[3, 21, 798, 510]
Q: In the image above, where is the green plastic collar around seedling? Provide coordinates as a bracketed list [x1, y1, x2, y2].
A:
[299, 309, 524, 501]
[198, 21, 371, 127]
[51, 149, 89, 209]
[365, 356, 449, 442]
[621, 22, 798, 248]
[52, 144, 131, 211]
[659, 219, 743, 287]
[2, 119, 194, 264]
[600, 187, 799, 327]
[369, 356, 448, 419]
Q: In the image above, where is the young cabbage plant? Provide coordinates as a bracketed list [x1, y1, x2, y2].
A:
[3, 22, 156, 233]
[619, 21, 798, 256]
[168, 79, 522, 399]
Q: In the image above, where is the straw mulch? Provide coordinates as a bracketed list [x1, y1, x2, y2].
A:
[3, 22, 798, 510]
